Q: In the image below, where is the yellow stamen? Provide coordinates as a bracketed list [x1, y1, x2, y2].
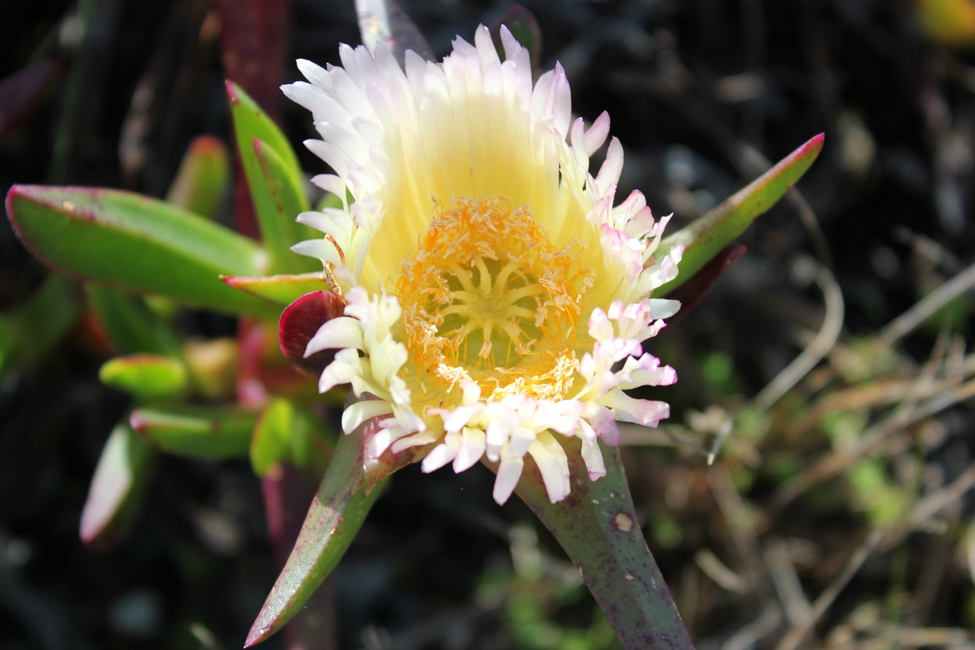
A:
[393, 197, 592, 402]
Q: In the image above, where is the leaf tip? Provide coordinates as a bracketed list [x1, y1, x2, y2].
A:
[225, 79, 240, 104]
[805, 132, 826, 157]
[188, 134, 229, 158]
[243, 623, 270, 648]
[129, 410, 148, 434]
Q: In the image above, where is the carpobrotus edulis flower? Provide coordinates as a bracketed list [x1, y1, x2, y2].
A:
[286, 25, 683, 504]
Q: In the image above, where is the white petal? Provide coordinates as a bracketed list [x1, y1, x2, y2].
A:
[649, 299, 681, 320]
[341, 399, 393, 433]
[585, 111, 611, 155]
[528, 431, 571, 503]
[498, 25, 523, 61]
[452, 427, 486, 473]
[318, 348, 361, 393]
[291, 238, 342, 266]
[305, 317, 363, 356]
[296, 58, 332, 90]
[589, 404, 620, 445]
[601, 390, 670, 427]
[595, 137, 624, 194]
[310, 174, 347, 206]
[508, 425, 536, 456]
[367, 424, 412, 458]
[493, 449, 524, 504]
[390, 429, 442, 454]
[579, 421, 606, 481]
[422, 431, 462, 473]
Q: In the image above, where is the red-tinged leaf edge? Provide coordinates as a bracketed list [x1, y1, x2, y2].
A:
[666, 245, 745, 324]
[5, 185, 277, 317]
[279, 291, 347, 375]
[246, 398, 434, 646]
[656, 133, 824, 297]
[222, 273, 332, 305]
[484, 438, 695, 650]
[244, 416, 383, 647]
[260, 465, 339, 649]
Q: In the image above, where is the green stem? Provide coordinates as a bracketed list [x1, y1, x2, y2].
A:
[497, 439, 696, 650]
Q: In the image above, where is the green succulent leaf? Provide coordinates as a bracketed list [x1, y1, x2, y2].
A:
[85, 284, 183, 357]
[244, 403, 430, 647]
[165, 135, 231, 220]
[5, 185, 277, 317]
[657, 133, 824, 297]
[0, 273, 81, 376]
[130, 405, 257, 459]
[250, 398, 334, 478]
[99, 355, 189, 401]
[354, 0, 434, 65]
[490, 439, 695, 650]
[252, 139, 319, 271]
[79, 421, 157, 551]
[226, 82, 318, 275]
[222, 273, 332, 305]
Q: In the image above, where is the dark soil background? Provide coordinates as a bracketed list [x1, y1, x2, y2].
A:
[2, 1, 974, 649]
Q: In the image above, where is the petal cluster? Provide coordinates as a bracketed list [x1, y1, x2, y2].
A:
[287, 25, 683, 504]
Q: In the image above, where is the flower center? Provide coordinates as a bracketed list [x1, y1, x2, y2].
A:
[392, 197, 593, 402]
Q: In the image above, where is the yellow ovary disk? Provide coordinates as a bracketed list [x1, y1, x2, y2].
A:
[392, 197, 593, 405]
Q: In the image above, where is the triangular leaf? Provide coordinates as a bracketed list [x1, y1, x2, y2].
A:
[245, 402, 431, 646]
[656, 134, 824, 297]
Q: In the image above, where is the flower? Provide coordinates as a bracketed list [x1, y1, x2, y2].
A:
[286, 25, 683, 504]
